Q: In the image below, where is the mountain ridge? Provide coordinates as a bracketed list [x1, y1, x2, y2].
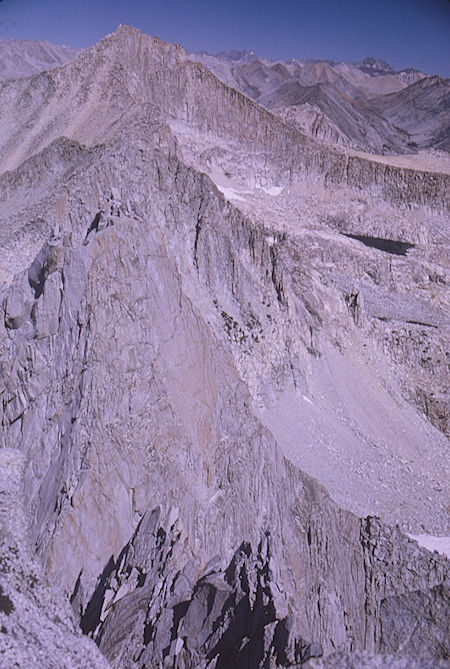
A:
[1, 31, 447, 155]
[190, 48, 447, 154]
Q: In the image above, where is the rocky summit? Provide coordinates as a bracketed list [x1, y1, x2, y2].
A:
[0, 25, 449, 668]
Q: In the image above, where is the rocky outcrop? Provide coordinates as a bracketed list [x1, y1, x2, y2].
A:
[274, 103, 356, 149]
[361, 519, 449, 652]
[76, 507, 449, 668]
[0, 131, 448, 667]
[77, 509, 324, 668]
[1, 136, 368, 660]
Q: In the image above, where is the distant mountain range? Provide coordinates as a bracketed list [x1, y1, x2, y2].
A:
[190, 51, 450, 154]
[0, 38, 448, 155]
[0, 38, 76, 81]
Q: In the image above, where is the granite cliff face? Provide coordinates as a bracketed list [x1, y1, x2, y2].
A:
[0, 26, 449, 668]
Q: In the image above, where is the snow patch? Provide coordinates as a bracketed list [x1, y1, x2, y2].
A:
[216, 185, 246, 201]
[407, 534, 450, 559]
[260, 185, 284, 196]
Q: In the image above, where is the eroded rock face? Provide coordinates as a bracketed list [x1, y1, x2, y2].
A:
[0, 25, 448, 669]
[380, 585, 449, 659]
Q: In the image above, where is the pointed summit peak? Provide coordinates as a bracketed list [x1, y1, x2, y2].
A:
[114, 24, 143, 38]
[356, 57, 395, 76]
[92, 24, 186, 67]
[99, 23, 146, 46]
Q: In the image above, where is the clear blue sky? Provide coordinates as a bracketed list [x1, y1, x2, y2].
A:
[1, 0, 449, 76]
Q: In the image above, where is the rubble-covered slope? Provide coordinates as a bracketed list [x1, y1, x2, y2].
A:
[0, 25, 449, 669]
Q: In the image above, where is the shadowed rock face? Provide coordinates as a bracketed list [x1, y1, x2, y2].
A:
[73, 506, 448, 669]
[78, 514, 323, 668]
[0, 25, 449, 669]
[380, 585, 449, 659]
